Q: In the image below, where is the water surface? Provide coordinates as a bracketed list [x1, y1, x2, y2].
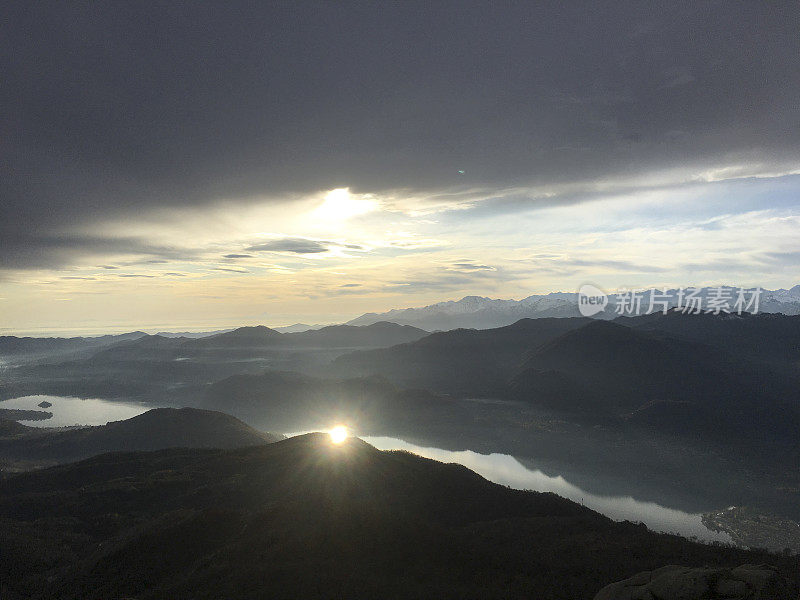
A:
[361, 435, 732, 544]
[0, 395, 149, 427]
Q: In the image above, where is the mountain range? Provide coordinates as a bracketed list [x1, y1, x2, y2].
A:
[334, 311, 800, 451]
[346, 285, 800, 331]
[48, 321, 429, 364]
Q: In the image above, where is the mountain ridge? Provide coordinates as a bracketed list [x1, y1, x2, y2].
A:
[345, 285, 800, 331]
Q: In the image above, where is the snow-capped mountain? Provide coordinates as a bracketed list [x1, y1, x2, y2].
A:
[345, 285, 800, 331]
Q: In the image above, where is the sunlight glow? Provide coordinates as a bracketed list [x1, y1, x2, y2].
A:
[313, 188, 379, 221]
[329, 425, 349, 444]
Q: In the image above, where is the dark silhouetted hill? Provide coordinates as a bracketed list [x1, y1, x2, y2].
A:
[0, 434, 795, 599]
[333, 317, 589, 395]
[622, 310, 800, 365]
[87, 322, 428, 362]
[282, 321, 427, 347]
[512, 320, 730, 413]
[193, 325, 282, 347]
[88, 334, 190, 362]
[0, 419, 32, 437]
[510, 320, 800, 446]
[0, 332, 148, 364]
[187, 322, 426, 349]
[0, 408, 282, 464]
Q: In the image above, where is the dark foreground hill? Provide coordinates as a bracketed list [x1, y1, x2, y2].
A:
[0, 408, 282, 467]
[0, 434, 796, 600]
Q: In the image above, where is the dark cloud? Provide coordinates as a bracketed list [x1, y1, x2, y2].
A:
[118, 274, 156, 278]
[757, 252, 800, 266]
[385, 264, 506, 293]
[564, 259, 670, 273]
[450, 263, 495, 271]
[246, 238, 329, 254]
[223, 254, 253, 259]
[213, 267, 250, 274]
[0, 233, 196, 271]
[2, 2, 799, 266]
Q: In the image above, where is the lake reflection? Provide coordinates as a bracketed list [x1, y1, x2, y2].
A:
[0, 395, 148, 427]
[361, 435, 731, 544]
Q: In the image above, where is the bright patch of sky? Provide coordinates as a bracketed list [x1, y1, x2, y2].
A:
[2, 169, 798, 334]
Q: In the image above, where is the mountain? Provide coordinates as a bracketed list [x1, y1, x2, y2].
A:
[88, 333, 191, 362]
[0, 419, 32, 437]
[282, 321, 427, 347]
[153, 328, 234, 338]
[192, 325, 283, 347]
[346, 294, 581, 330]
[0, 331, 148, 360]
[331, 313, 800, 448]
[622, 309, 800, 365]
[510, 319, 800, 446]
[94, 323, 428, 358]
[333, 317, 589, 395]
[1, 433, 794, 599]
[512, 320, 736, 414]
[1, 323, 431, 405]
[80, 322, 429, 370]
[0, 408, 282, 466]
[273, 323, 325, 333]
[345, 285, 800, 331]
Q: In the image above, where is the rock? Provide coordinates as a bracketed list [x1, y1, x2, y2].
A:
[648, 566, 714, 599]
[37, 401, 52, 408]
[716, 578, 747, 597]
[729, 564, 790, 600]
[594, 564, 791, 600]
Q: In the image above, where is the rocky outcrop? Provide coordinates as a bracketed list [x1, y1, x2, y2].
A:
[594, 564, 792, 600]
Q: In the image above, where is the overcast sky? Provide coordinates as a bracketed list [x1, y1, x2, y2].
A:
[2, 1, 799, 334]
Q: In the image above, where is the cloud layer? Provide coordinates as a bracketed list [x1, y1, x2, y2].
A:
[2, 2, 800, 331]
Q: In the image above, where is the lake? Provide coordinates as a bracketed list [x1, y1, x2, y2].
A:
[0, 395, 149, 427]
[360, 435, 732, 544]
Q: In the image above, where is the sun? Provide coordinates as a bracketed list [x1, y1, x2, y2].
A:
[328, 425, 349, 444]
[313, 188, 378, 222]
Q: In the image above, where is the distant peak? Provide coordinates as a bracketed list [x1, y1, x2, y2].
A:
[227, 325, 280, 335]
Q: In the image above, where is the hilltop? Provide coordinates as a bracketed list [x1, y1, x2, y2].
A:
[0, 408, 282, 468]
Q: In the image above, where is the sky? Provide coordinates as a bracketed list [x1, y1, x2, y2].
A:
[2, 1, 799, 335]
